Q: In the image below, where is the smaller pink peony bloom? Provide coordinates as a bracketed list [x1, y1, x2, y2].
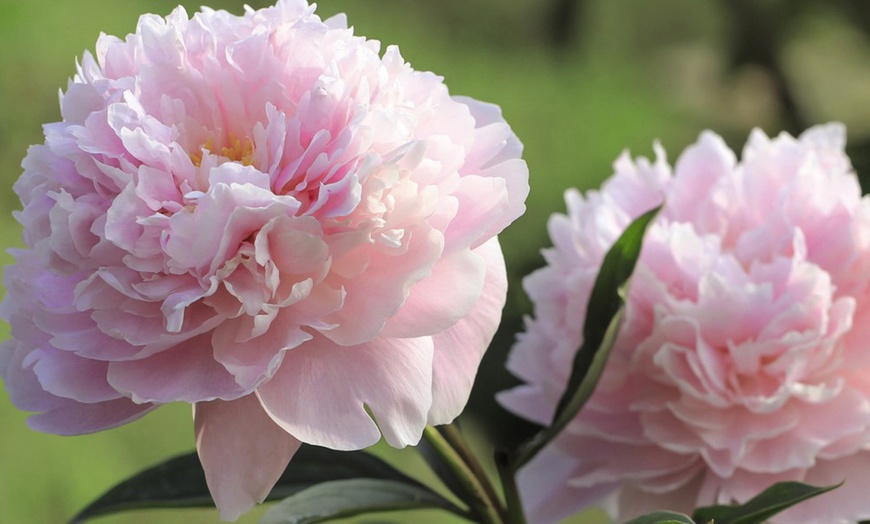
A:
[499, 124, 870, 524]
[0, 0, 528, 520]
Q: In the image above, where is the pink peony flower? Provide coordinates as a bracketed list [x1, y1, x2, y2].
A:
[0, 1, 528, 519]
[499, 124, 870, 524]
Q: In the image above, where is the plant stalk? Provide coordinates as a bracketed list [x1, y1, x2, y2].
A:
[438, 424, 505, 514]
[495, 451, 527, 524]
[422, 426, 503, 524]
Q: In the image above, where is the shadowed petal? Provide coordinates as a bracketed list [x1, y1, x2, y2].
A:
[28, 397, 155, 435]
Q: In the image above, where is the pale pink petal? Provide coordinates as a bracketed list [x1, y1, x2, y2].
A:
[29, 397, 156, 436]
[212, 310, 314, 389]
[107, 333, 246, 403]
[517, 444, 619, 524]
[444, 175, 510, 249]
[495, 384, 554, 427]
[503, 124, 870, 523]
[256, 334, 434, 450]
[321, 226, 445, 346]
[195, 395, 302, 522]
[666, 131, 735, 227]
[427, 237, 507, 424]
[615, 478, 702, 522]
[454, 97, 529, 239]
[453, 96, 523, 169]
[2, 2, 528, 520]
[32, 348, 118, 403]
[381, 246, 487, 339]
[1, 341, 69, 413]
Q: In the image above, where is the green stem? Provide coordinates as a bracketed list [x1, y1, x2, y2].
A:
[495, 451, 527, 524]
[511, 431, 548, 472]
[438, 424, 505, 516]
[423, 426, 503, 524]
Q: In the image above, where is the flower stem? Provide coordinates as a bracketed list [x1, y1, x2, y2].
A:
[422, 426, 503, 524]
[438, 424, 505, 515]
[495, 451, 527, 524]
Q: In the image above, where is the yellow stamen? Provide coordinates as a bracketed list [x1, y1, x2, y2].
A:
[189, 135, 254, 167]
[189, 137, 215, 167]
[221, 133, 255, 166]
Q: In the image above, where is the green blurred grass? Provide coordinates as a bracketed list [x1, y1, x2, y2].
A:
[1, 0, 868, 522]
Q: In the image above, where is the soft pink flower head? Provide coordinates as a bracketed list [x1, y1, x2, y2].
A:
[0, 1, 528, 519]
[499, 124, 870, 524]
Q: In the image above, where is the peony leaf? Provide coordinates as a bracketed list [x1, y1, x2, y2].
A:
[70, 446, 429, 522]
[513, 206, 660, 468]
[622, 510, 696, 524]
[258, 479, 469, 524]
[691, 481, 842, 524]
[550, 205, 660, 427]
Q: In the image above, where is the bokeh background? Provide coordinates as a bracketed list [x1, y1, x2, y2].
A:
[2, 0, 870, 522]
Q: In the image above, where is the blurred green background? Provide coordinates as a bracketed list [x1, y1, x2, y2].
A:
[2, 0, 870, 522]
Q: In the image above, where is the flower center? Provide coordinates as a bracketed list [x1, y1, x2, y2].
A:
[190, 134, 255, 167]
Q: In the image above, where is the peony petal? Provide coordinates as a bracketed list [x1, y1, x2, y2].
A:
[444, 174, 510, 250]
[211, 310, 310, 390]
[321, 226, 445, 346]
[32, 348, 119, 403]
[615, 477, 702, 522]
[28, 397, 155, 436]
[1, 340, 68, 413]
[194, 395, 301, 522]
[501, 123, 870, 523]
[666, 131, 735, 227]
[2, 4, 528, 520]
[256, 334, 434, 450]
[517, 444, 619, 524]
[495, 384, 554, 427]
[381, 246, 487, 339]
[426, 237, 506, 424]
[107, 332, 246, 403]
[454, 96, 529, 228]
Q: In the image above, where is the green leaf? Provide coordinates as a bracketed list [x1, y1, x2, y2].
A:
[70, 446, 427, 522]
[692, 481, 842, 524]
[513, 206, 660, 468]
[69, 452, 211, 522]
[259, 479, 469, 524]
[622, 510, 696, 524]
[551, 205, 659, 425]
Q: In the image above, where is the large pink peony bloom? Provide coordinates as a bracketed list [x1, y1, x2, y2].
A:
[0, 1, 528, 519]
[499, 124, 870, 524]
